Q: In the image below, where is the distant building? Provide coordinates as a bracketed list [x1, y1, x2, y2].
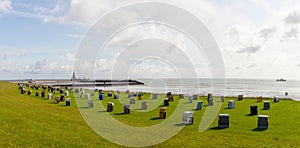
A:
[25, 78, 33, 83]
[71, 72, 76, 81]
[71, 72, 91, 81]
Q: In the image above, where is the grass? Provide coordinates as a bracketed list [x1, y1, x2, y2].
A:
[0, 81, 117, 147]
[93, 91, 179, 127]
[1, 81, 300, 147]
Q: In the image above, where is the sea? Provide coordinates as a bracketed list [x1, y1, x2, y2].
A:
[95, 78, 300, 100]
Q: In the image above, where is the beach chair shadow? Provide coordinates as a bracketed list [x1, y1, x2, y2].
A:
[209, 126, 227, 130]
[246, 113, 257, 116]
[174, 123, 185, 126]
[158, 105, 168, 107]
[261, 108, 270, 110]
[114, 112, 126, 115]
[134, 108, 143, 110]
[251, 127, 267, 132]
[150, 117, 162, 120]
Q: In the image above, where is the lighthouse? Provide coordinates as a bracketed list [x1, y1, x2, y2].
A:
[71, 72, 76, 81]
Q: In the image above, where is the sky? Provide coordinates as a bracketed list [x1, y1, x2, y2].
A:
[1, 0, 300, 80]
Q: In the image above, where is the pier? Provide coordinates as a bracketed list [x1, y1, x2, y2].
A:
[7, 79, 144, 87]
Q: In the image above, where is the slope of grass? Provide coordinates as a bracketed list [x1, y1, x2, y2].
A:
[96, 92, 179, 127]
[0, 81, 118, 147]
[1, 81, 300, 147]
[159, 97, 300, 147]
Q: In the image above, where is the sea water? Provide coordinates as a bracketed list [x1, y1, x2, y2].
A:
[95, 78, 300, 100]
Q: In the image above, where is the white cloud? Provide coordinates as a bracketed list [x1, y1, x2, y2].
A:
[0, 0, 11, 13]
[237, 27, 276, 54]
[62, 0, 117, 24]
[24, 59, 49, 74]
[20, 52, 74, 78]
[281, 27, 299, 41]
[237, 44, 261, 54]
[3, 0, 300, 79]
[258, 27, 277, 40]
[0, 61, 17, 73]
[33, 4, 64, 14]
[247, 63, 256, 68]
[224, 25, 240, 43]
[67, 0, 289, 79]
[284, 8, 300, 25]
[1, 0, 69, 23]
[60, 52, 75, 62]
[65, 33, 83, 38]
[0, 49, 23, 60]
[219, 4, 300, 78]
[87, 22, 211, 78]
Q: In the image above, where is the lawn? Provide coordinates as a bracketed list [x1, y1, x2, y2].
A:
[1, 81, 300, 147]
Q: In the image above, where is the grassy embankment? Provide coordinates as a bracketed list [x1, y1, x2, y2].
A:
[1, 81, 300, 147]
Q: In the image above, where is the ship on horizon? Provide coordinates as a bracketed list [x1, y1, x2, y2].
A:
[276, 78, 287, 82]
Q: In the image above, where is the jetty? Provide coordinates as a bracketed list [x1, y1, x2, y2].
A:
[6, 79, 144, 87]
[6, 72, 144, 87]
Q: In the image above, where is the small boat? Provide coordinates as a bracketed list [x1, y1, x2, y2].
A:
[276, 78, 286, 82]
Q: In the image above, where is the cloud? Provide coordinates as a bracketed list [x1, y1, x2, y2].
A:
[258, 27, 277, 40]
[247, 63, 256, 68]
[33, 4, 64, 14]
[223, 25, 240, 45]
[22, 52, 74, 75]
[3, 1, 300, 80]
[96, 59, 114, 73]
[60, 52, 75, 62]
[0, 0, 11, 12]
[0, 63, 17, 73]
[0, 50, 23, 60]
[281, 27, 298, 42]
[284, 9, 300, 25]
[234, 66, 241, 70]
[1, 54, 10, 61]
[224, 25, 240, 39]
[232, 26, 276, 54]
[237, 44, 261, 54]
[65, 33, 83, 38]
[1, 0, 69, 23]
[24, 59, 49, 74]
[62, 0, 117, 24]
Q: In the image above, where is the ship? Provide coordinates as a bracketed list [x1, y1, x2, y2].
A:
[276, 78, 286, 82]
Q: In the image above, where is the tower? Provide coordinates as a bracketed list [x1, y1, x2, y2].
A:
[71, 72, 76, 80]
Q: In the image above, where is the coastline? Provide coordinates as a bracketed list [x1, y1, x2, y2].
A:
[81, 86, 297, 101]
[6, 78, 300, 100]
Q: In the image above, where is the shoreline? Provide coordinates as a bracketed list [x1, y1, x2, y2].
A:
[80, 87, 297, 101]
[10, 79, 299, 101]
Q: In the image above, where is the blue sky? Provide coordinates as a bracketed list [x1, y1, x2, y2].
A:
[1, 0, 300, 80]
[0, 0, 81, 79]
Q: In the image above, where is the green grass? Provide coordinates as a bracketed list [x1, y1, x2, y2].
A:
[96, 92, 179, 127]
[1, 81, 300, 147]
[0, 81, 118, 147]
